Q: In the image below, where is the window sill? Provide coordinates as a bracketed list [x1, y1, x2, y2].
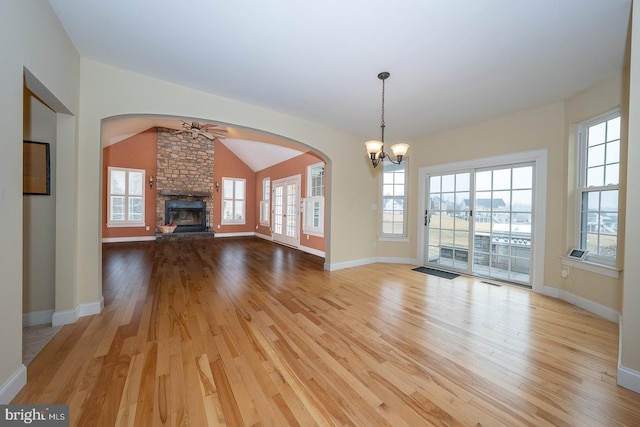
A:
[107, 222, 145, 228]
[303, 231, 324, 238]
[379, 236, 410, 243]
[561, 257, 621, 279]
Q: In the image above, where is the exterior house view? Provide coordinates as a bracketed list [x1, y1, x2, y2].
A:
[2, 0, 640, 424]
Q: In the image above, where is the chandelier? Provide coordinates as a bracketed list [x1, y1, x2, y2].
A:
[364, 72, 409, 168]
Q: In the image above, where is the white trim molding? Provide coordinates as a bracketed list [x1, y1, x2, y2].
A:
[326, 257, 418, 271]
[617, 365, 640, 393]
[214, 232, 255, 238]
[539, 285, 620, 323]
[102, 236, 156, 243]
[618, 316, 640, 393]
[23, 309, 54, 327]
[52, 297, 105, 327]
[0, 365, 26, 404]
[51, 309, 77, 327]
[255, 232, 272, 241]
[298, 245, 325, 258]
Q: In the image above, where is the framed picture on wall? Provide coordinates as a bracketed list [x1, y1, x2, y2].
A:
[23, 141, 50, 195]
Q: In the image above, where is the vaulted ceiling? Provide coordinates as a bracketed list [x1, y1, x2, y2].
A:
[49, 0, 631, 169]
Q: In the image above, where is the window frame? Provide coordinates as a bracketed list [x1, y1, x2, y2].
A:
[381, 159, 408, 238]
[221, 177, 247, 225]
[260, 177, 270, 226]
[302, 162, 325, 237]
[575, 109, 620, 267]
[107, 166, 145, 228]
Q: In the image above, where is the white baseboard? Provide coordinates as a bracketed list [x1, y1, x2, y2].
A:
[326, 257, 417, 271]
[0, 365, 26, 404]
[298, 245, 325, 258]
[214, 232, 255, 238]
[617, 314, 640, 393]
[617, 365, 640, 393]
[52, 297, 104, 327]
[23, 309, 54, 327]
[255, 232, 272, 241]
[102, 236, 156, 243]
[539, 286, 619, 323]
[78, 296, 104, 318]
[51, 309, 77, 327]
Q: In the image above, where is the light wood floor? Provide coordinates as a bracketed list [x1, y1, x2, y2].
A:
[13, 237, 640, 426]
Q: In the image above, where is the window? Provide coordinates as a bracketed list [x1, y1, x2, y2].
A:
[302, 163, 324, 236]
[260, 177, 270, 226]
[382, 161, 407, 236]
[577, 111, 620, 266]
[107, 167, 145, 227]
[222, 178, 246, 224]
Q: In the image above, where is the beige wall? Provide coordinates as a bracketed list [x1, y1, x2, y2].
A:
[0, 0, 80, 399]
[621, 3, 640, 377]
[23, 89, 57, 316]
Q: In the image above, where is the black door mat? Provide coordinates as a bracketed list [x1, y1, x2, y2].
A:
[411, 267, 460, 280]
[481, 280, 502, 287]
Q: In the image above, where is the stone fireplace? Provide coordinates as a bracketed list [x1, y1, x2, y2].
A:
[155, 128, 214, 232]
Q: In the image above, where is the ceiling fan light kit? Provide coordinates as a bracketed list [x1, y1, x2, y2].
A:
[364, 71, 409, 168]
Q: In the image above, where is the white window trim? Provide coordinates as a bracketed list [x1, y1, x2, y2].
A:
[221, 177, 247, 225]
[381, 160, 408, 239]
[574, 109, 620, 267]
[303, 162, 325, 237]
[260, 177, 270, 226]
[307, 162, 324, 196]
[107, 166, 145, 228]
[302, 196, 324, 237]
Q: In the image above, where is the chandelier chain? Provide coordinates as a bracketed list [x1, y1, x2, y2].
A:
[380, 77, 385, 142]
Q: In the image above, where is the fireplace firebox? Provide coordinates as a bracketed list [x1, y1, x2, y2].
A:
[165, 200, 207, 233]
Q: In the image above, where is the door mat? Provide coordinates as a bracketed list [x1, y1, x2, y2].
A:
[411, 267, 459, 280]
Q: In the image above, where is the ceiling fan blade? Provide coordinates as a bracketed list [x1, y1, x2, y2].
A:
[200, 131, 217, 140]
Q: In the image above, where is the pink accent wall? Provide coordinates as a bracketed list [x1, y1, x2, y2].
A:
[212, 140, 256, 234]
[102, 128, 157, 239]
[256, 152, 325, 253]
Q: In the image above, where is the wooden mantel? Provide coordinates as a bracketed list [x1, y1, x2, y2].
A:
[159, 190, 211, 197]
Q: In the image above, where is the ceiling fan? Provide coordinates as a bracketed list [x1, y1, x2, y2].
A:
[173, 121, 227, 140]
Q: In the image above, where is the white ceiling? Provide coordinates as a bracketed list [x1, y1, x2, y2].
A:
[50, 0, 631, 167]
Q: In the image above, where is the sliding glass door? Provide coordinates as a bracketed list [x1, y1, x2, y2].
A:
[427, 172, 471, 271]
[425, 163, 534, 286]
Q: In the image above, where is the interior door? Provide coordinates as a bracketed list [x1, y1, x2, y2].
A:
[272, 175, 300, 247]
